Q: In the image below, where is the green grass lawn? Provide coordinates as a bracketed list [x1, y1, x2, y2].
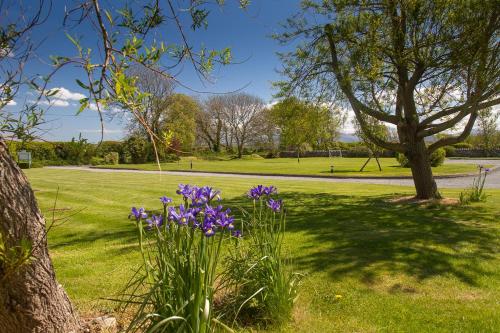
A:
[94, 157, 481, 178]
[26, 169, 500, 332]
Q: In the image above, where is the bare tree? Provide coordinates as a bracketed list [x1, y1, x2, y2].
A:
[125, 65, 175, 141]
[196, 96, 226, 152]
[219, 93, 265, 158]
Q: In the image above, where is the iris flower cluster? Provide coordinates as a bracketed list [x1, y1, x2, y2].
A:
[478, 165, 491, 173]
[248, 185, 283, 212]
[130, 184, 241, 237]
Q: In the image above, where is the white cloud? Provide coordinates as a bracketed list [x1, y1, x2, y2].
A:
[265, 100, 278, 109]
[47, 87, 86, 101]
[36, 99, 70, 107]
[7, 100, 17, 106]
[87, 102, 122, 115]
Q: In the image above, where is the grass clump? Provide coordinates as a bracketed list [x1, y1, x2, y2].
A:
[219, 186, 301, 328]
[459, 165, 491, 205]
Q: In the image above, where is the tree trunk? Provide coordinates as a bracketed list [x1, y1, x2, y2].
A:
[407, 140, 441, 199]
[0, 137, 79, 332]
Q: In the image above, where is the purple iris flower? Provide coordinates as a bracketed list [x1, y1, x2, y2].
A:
[160, 196, 172, 206]
[130, 207, 148, 221]
[146, 214, 163, 230]
[189, 206, 202, 216]
[263, 185, 278, 196]
[267, 199, 282, 212]
[485, 168, 491, 173]
[232, 230, 242, 238]
[189, 187, 209, 207]
[177, 184, 195, 199]
[201, 219, 216, 237]
[248, 185, 278, 200]
[248, 185, 265, 199]
[168, 204, 194, 225]
[201, 186, 221, 202]
[219, 208, 234, 228]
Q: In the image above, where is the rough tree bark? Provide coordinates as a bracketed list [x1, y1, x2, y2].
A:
[0, 136, 79, 332]
[406, 140, 440, 199]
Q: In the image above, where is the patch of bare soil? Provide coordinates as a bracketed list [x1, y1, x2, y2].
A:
[387, 196, 459, 206]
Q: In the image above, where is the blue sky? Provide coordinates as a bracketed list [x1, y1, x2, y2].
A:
[4, 0, 302, 142]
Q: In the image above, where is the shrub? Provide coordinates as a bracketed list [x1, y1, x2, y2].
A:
[159, 152, 180, 163]
[459, 166, 490, 205]
[453, 142, 473, 149]
[12, 141, 58, 161]
[396, 153, 410, 168]
[429, 148, 446, 167]
[103, 152, 119, 165]
[444, 146, 456, 157]
[55, 135, 91, 164]
[123, 136, 150, 164]
[90, 157, 105, 166]
[6, 141, 17, 158]
[264, 151, 280, 159]
[396, 148, 446, 168]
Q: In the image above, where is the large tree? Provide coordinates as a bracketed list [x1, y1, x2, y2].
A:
[219, 93, 266, 158]
[125, 65, 176, 142]
[164, 94, 200, 151]
[276, 0, 500, 199]
[0, 1, 80, 331]
[196, 95, 227, 152]
[269, 97, 340, 152]
[476, 107, 499, 152]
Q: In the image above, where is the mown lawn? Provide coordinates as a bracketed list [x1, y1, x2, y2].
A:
[93, 157, 481, 178]
[26, 169, 500, 332]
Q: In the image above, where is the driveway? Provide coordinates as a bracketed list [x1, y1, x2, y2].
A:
[45, 159, 500, 189]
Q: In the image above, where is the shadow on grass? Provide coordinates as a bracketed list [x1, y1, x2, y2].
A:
[224, 192, 498, 287]
[46, 191, 498, 288]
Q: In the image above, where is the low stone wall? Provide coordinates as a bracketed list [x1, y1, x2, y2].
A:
[279, 148, 500, 159]
[452, 148, 500, 158]
[279, 150, 395, 158]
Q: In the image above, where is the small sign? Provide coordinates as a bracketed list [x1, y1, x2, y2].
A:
[18, 150, 32, 168]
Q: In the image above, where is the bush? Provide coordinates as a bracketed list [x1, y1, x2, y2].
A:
[396, 152, 410, 168]
[264, 150, 280, 159]
[396, 148, 446, 168]
[90, 157, 105, 166]
[55, 135, 91, 164]
[103, 152, 119, 165]
[123, 136, 150, 164]
[430, 148, 446, 167]
[159, 152, 180, 163]
[6, 141, 17, 158]
[453, 142, 473, 149]
[444, 146, 456, 157]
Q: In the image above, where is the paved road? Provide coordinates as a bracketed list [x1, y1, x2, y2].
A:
[46, 159, 500, 189]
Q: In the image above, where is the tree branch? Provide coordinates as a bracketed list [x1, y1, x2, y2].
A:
[324, 24, 398, 125]
[427, 112, 478, 152]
